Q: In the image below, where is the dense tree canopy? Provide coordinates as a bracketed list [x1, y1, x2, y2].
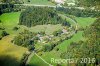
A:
[19, 7, 70, 27]
[0, 0, 23, 4]
[13, 30, 35, 50]
[56, 7, 100, 17]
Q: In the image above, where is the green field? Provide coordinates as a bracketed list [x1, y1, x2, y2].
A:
[23, 0, 55, 5]
[0, 12, 20, 27]
[0, 12, 21, 34]
[75, 17, 96, 28]
[28, 54, 48, 66]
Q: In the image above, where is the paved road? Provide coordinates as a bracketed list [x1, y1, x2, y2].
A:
[0, 3, 85, 10]
[15, 4, 85, 10]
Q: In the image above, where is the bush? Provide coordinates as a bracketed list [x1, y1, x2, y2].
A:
[28, 45, 35, 51]
[13, 27, 19, 31]
[1, 31, 9, 37]
[0, 36, 2, 40]
[43, 44, 53, 52]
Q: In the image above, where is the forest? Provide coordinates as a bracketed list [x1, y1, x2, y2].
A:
[19, 7, 70, 27]
[56, 7, 100, 17]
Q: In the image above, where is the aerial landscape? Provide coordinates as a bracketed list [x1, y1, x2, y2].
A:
[0, 0, 100, 66]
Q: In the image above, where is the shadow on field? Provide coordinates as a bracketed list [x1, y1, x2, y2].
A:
[0, 55, 20, 66]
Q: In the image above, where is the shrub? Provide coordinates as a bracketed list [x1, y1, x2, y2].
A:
[43, 44, 53, 52]
[1, 31, 9, 37]
[13, 27, 19, 31]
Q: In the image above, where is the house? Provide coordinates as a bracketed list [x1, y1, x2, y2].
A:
[38, 35, 52, 43]
[52, 0, 66, 5]
[62, 28, 69, 34]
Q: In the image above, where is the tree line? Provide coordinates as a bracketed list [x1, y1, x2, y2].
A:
[0, 0, 23, 4]
[56, 7, 100, 17]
